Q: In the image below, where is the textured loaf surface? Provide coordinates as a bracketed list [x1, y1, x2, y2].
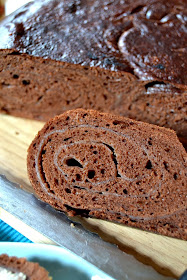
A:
[0, 0, 187, 137]
[0, 254, 50, 280]
[0, 0, 186, 85]
[27, 109, 187, 240]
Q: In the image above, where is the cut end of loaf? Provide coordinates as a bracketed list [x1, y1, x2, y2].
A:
[27, 109, 187, 240]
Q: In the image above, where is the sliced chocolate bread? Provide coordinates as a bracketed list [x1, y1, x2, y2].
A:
[27, 109, 187, 240]
[0, 254, 51, 280]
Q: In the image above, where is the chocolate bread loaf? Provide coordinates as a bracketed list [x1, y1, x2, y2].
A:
[0, 0, 187, 138]
[0, 254, 51, 280]
[27, 109, 187, 240]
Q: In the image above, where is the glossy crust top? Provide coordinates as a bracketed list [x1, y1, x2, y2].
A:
[0, 0, 186, 86]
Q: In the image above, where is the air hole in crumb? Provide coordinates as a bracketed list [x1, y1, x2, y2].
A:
[37, 96, 43, 102]
[13, 74, 19, 79]
[163, 161, 169, 171]
[54, 178, 58, 185]
[130, 5, 144, 14]
[66, 158, 83, 168]
[173, 173, 178, 180]
[76, 174, 81, 181]
[83, 113, 87, 118]
[145, 160, 152, 169]
[105, 188, 108, 191]
[93, 151, 97, 154]
[66, 116, 70, 120]
[22, 79, 30, 85]
[88, 170, 95, 179]
[113, 120, 129, 128]
[123, 189, 128, 194]
[113, 120, 120, 125]
[101, 169, 105, 174]
[65, 188, 71, 193]
[64, 137, 71, 141]
[145, 81, 166, 90]
[148, 138, 152, 145]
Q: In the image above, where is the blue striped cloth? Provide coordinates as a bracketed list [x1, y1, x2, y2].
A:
[0, 219, 32, 243]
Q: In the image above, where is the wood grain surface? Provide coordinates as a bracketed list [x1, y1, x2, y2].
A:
[0, 113, 186, 278]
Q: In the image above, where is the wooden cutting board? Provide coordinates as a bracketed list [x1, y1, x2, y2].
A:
[0, 113, 186, 278]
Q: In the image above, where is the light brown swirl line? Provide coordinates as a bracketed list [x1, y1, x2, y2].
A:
[54, 141, 138, 183]
[54, 141, 157, 198]
[36, 124, 151, 194]
[43, 125, 165, 197]
[35, 124, 185, 222]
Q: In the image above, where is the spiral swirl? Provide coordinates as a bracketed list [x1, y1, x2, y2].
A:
[27, 109, 187, 239]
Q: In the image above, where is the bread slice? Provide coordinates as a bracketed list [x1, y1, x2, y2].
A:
[0, 254, 51, 280]
[27, 109, 187, 240]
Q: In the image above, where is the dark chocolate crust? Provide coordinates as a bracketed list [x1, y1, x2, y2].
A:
[0, 0, 187, 137]
[1, 0, 186, 85]
[27, 109, 187, 240]
[0, 254, 50, 280]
